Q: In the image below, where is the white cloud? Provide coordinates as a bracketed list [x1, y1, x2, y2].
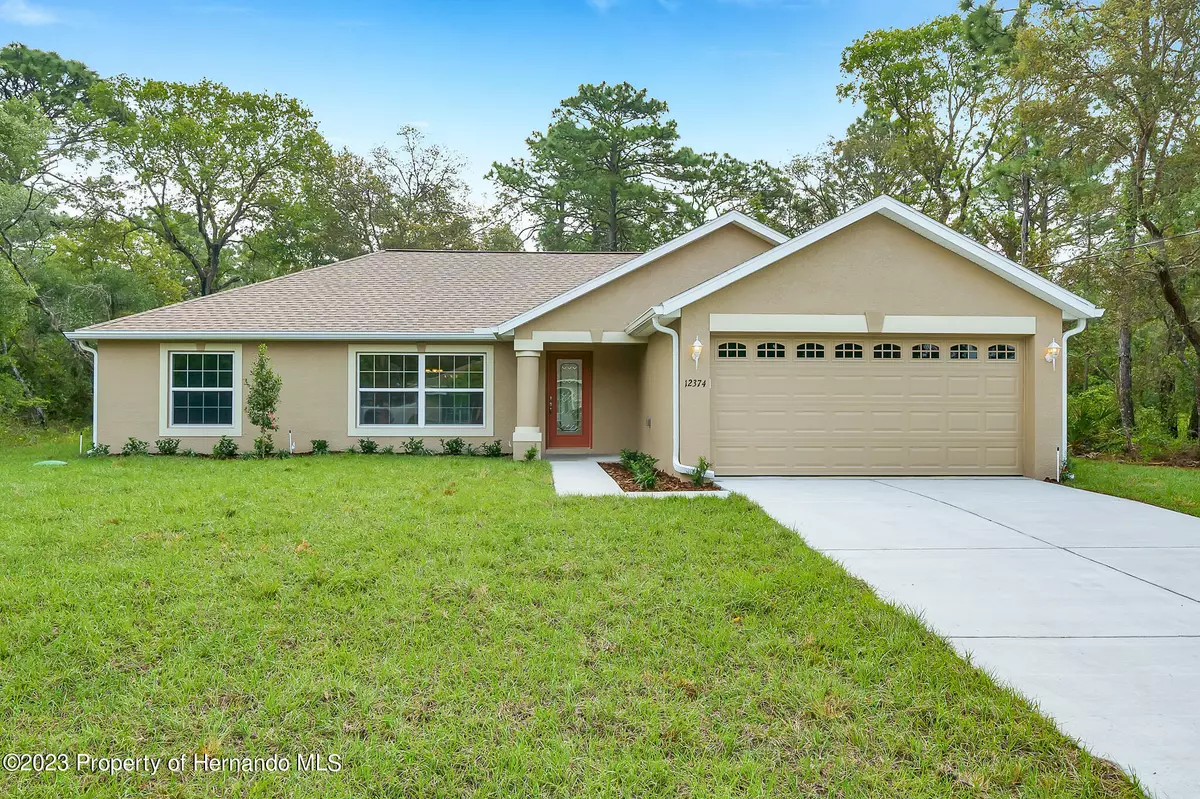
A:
[0, 0, 57, 25]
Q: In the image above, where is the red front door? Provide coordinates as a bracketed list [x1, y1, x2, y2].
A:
[545, 352, 592, 449]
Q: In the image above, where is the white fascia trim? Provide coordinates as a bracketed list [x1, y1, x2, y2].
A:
[653, 196, 1104, 321]
[513, 330, 649, 349]
[880, 315, 1038, 334]
[159, 343, 243, 438]
[625, 307, 678, 336]
[68, 330, 496, 341]
[490, 211, 789, 336]
[709, 313, 868, 333]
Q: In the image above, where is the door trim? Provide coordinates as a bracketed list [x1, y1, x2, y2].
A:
[546, 351, 592, 449]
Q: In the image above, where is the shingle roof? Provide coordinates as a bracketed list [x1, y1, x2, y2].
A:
[73, 249, 641, 335]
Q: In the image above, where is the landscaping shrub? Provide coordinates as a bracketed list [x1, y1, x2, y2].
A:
[618, 448, 641, 471]
[358, 438, 379, 454]
[212, 435, 239, 459]
[690, 455, 712, 487]
[310, 439, 329, 455]
[402, 437, 429, 455]
[480, 439, 504, 458]
[524, 446, 538, 461]
[630, 459, 659, 490]
[380, 445, 395, 454]
[441, 437, 466, 456]
[121, 437, 149, 456]
[155, 437, 180, 456]
[182, 448, 197, 458]
[85, 443, 110, 457]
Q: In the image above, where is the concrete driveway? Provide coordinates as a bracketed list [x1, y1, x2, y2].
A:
[719, 477, 1200, 799]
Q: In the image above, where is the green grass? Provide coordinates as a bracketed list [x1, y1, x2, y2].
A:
[0, 436, 1142, 798]
[1072, 458, 1200, 517]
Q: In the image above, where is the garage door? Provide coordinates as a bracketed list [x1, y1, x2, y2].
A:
[712, 336, 1022, 475]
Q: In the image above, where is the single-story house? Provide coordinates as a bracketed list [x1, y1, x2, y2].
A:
[67, 196, 1102, 479]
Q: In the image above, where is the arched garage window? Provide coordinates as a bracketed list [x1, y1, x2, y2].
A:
[757, 342, 786, 358]
[912, 343, 940, 359]
[988, 344, 1017, 360]
[950, 344, 978, 360]
[717, 342, 746, 359]
[834, 343, 863, 359]
[873, 343, 901, 360]
[797, 343, 825, 359]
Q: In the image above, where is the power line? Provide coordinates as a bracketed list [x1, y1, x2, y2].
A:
[1029, 228, 1200, 271]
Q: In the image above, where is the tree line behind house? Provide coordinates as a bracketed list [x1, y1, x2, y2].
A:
[2, 0, 1199, 462]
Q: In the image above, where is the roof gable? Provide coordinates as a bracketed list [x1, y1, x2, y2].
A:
[628, 197, 1102, 334]
[486, 211, 789, 335]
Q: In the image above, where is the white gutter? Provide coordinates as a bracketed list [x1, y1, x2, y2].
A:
[78, 342, 99, 447]
[649, 315, 713, 479]
[64, 330, 497, 342]
[1061, 318, 1087, 464]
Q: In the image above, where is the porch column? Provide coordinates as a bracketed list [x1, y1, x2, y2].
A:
[512, 349, 542, 459]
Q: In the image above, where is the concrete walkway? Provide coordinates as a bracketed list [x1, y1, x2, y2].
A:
[547, 455, 623, 496]
[719, 476, 1200, 799]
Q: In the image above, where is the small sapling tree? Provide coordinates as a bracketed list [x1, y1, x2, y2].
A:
[246, 343, 283, 458]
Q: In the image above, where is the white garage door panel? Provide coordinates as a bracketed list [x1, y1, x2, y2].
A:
[712, 336, 1023, 475]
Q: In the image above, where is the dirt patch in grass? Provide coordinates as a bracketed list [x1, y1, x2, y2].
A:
[599, 461, 719, 492]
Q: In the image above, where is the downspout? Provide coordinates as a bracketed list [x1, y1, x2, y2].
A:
[78, 342, 99, 447]
[1060, 318, 1087, 469]
[650, 315, 714, 478]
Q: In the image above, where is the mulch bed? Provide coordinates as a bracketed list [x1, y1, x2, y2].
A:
[599, 461, 721, 492]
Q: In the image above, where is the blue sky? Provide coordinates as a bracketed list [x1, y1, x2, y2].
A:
[3, 0, 953, 198]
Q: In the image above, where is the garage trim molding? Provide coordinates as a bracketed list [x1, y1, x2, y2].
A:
[709, 313, 868, 333]
[880, 315, 1037, 334]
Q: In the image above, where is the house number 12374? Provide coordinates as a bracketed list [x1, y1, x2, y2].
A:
[684, 379, 707, 388]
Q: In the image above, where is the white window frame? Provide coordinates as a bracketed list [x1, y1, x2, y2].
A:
[347, 344, 494, 437]
[159, 343, 243, 437]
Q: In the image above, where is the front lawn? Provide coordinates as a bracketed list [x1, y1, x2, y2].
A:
[1, 437, 1141, 797]
[1072, 458, 1200, 518]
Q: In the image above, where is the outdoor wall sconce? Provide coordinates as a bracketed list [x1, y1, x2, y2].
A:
[690, 336, 704, 369]
[1045, 338, 1061, 369]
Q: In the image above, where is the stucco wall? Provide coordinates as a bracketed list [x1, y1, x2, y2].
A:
[95, 339, 517, 453]
[638, 323, 675, 468]
[674, 215, 1064, 479]
[514, 224, 775, 338]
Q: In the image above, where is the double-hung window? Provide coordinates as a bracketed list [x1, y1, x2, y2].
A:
[170, 352, 235, 426]
[356, 350, 486, 429]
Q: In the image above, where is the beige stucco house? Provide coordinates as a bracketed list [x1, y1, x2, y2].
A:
[67, 196, 1102, 479]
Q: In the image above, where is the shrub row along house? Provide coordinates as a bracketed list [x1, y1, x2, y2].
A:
[67, 197, 1102, 479]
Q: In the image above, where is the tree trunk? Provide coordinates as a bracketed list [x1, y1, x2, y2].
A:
[1191, 372, 1200, 441]
[1117, 322, 1135, 451]
[0, 336, 47, 425]
[1020, 171, 1031, 266]
[607, 184, 618, 251]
